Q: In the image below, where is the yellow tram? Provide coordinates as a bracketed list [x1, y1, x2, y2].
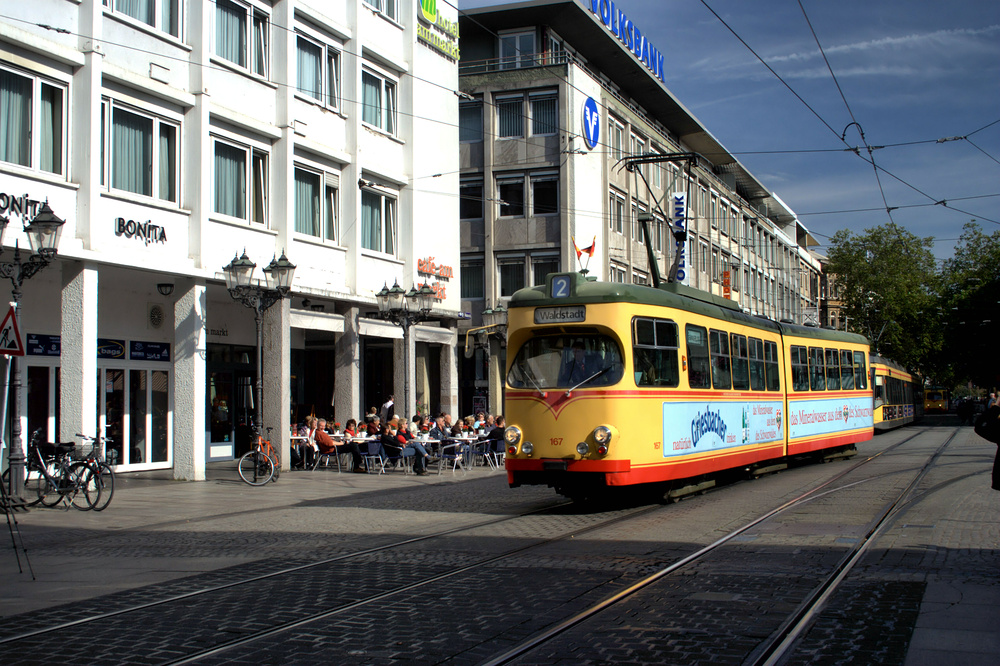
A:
[501, 272, 874, 499]
[871, 355, 923, 431]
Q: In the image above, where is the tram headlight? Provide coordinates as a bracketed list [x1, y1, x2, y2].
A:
[593, 426, 612, 445]
[521, 441, 534, 455]
[504, 426, 521, 446]
[576, 442, 589, 456]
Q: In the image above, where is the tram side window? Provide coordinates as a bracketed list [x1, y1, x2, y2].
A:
[825, 349, 841, 390]
[731, 334, 749, 390]
[748, 337, 765, 391]
[809, 346, 826, 391]
[632, 317, 680, 387]
[764, 340, 781, 391]
[790, 345, 809, 391]
[841, 351, 855, 390]
[686, 325, 711, 389]
[874, 376, 885, 407]
[709, 329, 731, 390]
[854, 352, 867, 390]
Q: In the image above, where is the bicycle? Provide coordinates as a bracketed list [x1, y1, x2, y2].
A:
[20, 429, 101, 510]
[76, 432, 117, 511]
[238, 426, 280, 486]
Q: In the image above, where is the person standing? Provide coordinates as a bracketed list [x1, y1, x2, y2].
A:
[380, 395, 394, 423]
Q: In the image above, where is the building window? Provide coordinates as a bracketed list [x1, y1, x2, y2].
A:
[363, 0, 398, 22]
[496, 95, 523, 138]
[699, 242, 708, 274]
[610, 262, 627, 283]
[610, 190, 625, 234]
[530, 92, 557, 135]
[531, 173, 558, 215]
[213, 137, 267, 226]
[0, 66, 65, 175]
[461, 258, 484, 299]
[361, 187, 396, 254]
[104, 100, 178, 202]
[460, 179, 484, 219]
[531, 255, 558, 286]
[361, 69, 396, 135]
[215, 0, 268, 77]
[609, 117, 624, 161]
[712, 248, 720, 283]
[497, 175, 524, 217]
[459, 101, 483, 142]
[499, 257, 525, 297]
[631, 203, 647, 244]
[294, 166, 338, 242]
[296, 34, 340, 110]
[106, 0, 180, 38]
[499, 30, 536, 69]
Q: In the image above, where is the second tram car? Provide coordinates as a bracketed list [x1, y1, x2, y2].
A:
[502, 272, 874, 499]
[923, 387, 950, 414]
[871, 355, 923, 431]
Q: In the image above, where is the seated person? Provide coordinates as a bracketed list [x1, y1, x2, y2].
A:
[396, 419, 430, 476]
[484, 415, 507, 456]
[558, 341, 603, 386]
[316, 418, 365, 472]
[428, 415, 449, 441]
[366, 414, 381, 437]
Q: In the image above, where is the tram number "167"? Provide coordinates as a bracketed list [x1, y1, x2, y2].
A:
[550, 438, 563, 446]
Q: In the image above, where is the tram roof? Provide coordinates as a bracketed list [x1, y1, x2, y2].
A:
[511, 272, 869, 346]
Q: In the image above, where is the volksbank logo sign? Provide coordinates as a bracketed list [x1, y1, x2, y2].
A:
[586, 0, 665, 82]
[420, 0, 436, 23]
[582, 97, 600, 149]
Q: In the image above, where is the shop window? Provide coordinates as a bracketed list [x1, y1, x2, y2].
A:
[105, 0, 180, 38]
[0, 65, 65, 175]
[296, 34, 341, 110]
[104, 100, 178, 203]
[294, 165, 338, 242]
[361, 187, 396, 254]
[216, 0, 269, 77]
[459, 101, 483, 142]
[361, 69, 397, 135]
[213, 137, 268, 226]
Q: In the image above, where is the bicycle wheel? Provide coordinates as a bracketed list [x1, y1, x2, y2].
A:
[269, 450, 280, 481]
[238, 451, 273, 486]
[90, 462, 115, 511]
[2, 467, 43, 507]
[69, 462, 100, 511]
[36, 461, 66, 507]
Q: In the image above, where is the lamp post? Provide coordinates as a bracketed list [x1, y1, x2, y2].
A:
[1, 201, 65, 504]
[222, 250, 296, 444]
[375, 281, 434, 420]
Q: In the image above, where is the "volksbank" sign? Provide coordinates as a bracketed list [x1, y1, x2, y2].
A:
[586, 0, 665, 82]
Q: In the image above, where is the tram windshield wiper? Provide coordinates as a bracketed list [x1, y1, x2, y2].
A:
[565, 366, 610, 396]
[514, 363, 548, 397]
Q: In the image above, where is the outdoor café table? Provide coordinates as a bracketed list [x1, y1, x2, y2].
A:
[448, 435, 481, 466]
[290, 435, 311, 469]
[436, 439, 469, 474]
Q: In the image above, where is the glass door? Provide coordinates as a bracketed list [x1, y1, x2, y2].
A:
[99, 366, 171, 470]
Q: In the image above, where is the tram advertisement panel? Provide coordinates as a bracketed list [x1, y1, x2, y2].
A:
[663, 400, 784, 457]
[788, 397, 873, 439]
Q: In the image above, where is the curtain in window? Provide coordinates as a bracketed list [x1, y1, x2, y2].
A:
[324, 186, 337, 241]
[361, 190, 381, 251]
[383, 198, 396, 255]
[497, 99, 522, 138]
[499, 261, 525, 297]
[459, 104, 483, 142]
[296, 38, 321, 99]
[40, 83, 62, 174]
[117, 0, 154, 26]
[158, 125, 176, 202]
[461, 263, 484, 298]
[162, 0, 180, 37]
[112, 109, 152, 196]
[216, 0, 246, 67]
[326, 51, 339, 107]
[531, 97, 556, 135]
[384, 82, 396, 134]
[362, 72, 381, 127]
[214, 142, 246, 218]
[0, 70, 31, 167]
[252, 151, 267, 225]
[294, 169, 320, 236]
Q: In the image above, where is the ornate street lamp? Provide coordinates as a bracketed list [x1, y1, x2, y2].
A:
[0, 201, 65, 504]
[374, 280, 435, 419]
[222, 250, 296, 450]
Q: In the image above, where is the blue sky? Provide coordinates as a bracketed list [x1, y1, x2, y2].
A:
[458, 0, 1000, 264]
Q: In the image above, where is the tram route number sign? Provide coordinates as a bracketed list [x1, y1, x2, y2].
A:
[534, 306, 586, 325]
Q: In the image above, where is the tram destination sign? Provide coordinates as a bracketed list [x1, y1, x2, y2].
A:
[534, 306, 586, 324]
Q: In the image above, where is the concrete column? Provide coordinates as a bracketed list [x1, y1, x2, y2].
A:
[334, 307, 361, 423]
[262, 298, 291, 470]
[172, 279, 206, 480]
[440, 338, 459, 418]
[393, 330, 415, 420]
[488, 338, 503, 417]
[59, 262, 98, 443]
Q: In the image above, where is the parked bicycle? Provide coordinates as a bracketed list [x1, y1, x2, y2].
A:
[76, 432, 117, 511]
[238, 426, 280, 486]
[22, 429, 101, 510]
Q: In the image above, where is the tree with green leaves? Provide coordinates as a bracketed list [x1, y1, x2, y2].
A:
[825, 222, 940, 372]
[935, 222, 1000, 390]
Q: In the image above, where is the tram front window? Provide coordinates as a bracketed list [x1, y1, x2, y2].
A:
[508, 334, 624, 389]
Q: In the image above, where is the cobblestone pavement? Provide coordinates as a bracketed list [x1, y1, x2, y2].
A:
[0, 420, 995, 665]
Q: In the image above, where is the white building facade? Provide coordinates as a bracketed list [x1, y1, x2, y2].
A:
[0, 0, 461, 479]
[457, 1, 824, 415]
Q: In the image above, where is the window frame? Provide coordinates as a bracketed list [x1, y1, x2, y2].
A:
[0, 64, 67, 177]
[105, 0, 181, 39]
[499, 29, 536, 69]
[498, 255, 526, 297]
[459, 100, 483, 142]
[293, 163, 339, 243]
[295, 31, 342, 111]
[211, 134, 268, 227]
[686, 324, 711, 389]
[360, 185, 398, 255]
[215, 0, 269, 79]
[103, 98, 179, 204]
[361, 67, 397, 136]
[363, 0, 399, 23]
[461, 257, 485, 299]
[632, 317, 680, 387]
[460, 178, 484, 220]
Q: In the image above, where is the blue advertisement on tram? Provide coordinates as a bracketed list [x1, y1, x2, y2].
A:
[662, 400, 784, 457]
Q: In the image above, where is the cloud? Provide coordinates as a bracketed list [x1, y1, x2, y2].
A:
[770, 25, 1000, 64]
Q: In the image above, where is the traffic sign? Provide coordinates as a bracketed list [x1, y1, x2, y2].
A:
[0, 305, 25, 356]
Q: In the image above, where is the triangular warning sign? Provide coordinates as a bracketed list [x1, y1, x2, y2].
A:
[0, 305, 24, 356]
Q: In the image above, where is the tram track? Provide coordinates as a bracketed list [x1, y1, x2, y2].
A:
[0, 427, 949, 665]
[479, 426, 956, 666]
